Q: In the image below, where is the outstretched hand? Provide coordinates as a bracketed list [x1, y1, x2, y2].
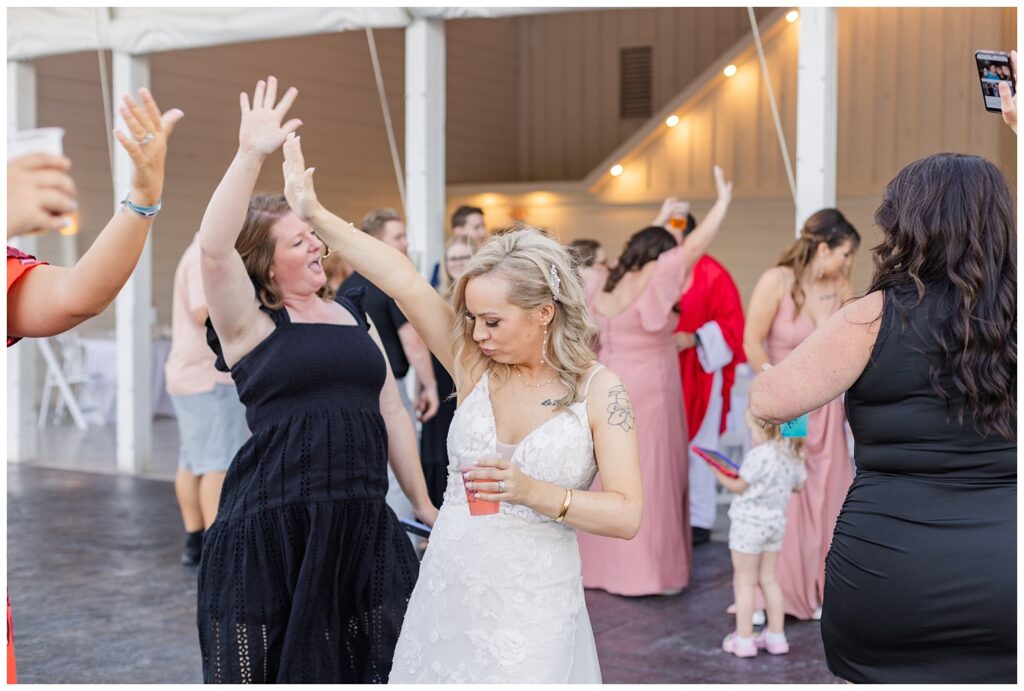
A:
[999, 50, 1017, 134]
[653, 196, 679, 227]
[282, 132, 322, 222]
[713, 165, 733, 204]
[114, 88, 184, 205]
[238, 76, 302, 158]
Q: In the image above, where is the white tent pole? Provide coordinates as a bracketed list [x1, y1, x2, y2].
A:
[7, 60, 40, 463]
[404, 18, 445, 277]
[112, 51, 153, 474]
[794, 7, 838, 236]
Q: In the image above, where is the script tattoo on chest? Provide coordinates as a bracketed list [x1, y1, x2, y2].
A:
[540, 398, 565, 408]
[607, 385, 635, 432]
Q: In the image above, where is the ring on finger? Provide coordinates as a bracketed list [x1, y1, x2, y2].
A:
[135, 132, 155, 146]
[498, 480, 506, 492]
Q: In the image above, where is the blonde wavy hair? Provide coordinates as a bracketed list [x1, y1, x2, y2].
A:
[451, 226, 598, 408]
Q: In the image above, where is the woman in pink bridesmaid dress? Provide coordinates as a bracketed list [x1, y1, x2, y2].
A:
[578, 167, 733, 596]
[743, 209, 860, 619]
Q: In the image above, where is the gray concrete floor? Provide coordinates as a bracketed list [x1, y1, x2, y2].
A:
[8, 421, 840, 684]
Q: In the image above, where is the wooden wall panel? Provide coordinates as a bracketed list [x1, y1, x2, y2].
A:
[520, 8, 775, 181]
[839, 7, 1017, 194]
[445, 18, 522, 184]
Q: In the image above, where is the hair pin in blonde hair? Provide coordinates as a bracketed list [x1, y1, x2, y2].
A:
[549, 265, 562, 302]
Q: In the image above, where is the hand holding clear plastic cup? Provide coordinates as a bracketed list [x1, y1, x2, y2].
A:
[457, 455, 500, 516]
[7, 128, 77, 237]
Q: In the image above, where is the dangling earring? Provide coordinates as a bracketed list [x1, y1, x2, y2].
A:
[540, 325, 548, 365]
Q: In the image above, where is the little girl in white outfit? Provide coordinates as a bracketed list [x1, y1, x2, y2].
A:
[709, 409, 805, 658]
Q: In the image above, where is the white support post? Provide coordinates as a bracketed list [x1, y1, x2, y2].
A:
[405, 18, 446, 277]
[7, 60, 40, 462]
[794, 7, 838, 236]
[112, 52, 153, 473]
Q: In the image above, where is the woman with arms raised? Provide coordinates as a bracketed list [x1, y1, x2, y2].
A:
[195, 77, 436, 684]
[282, 132, 643, 683]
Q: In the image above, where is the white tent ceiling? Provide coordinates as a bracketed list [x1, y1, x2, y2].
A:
[7, 7, 584, 60]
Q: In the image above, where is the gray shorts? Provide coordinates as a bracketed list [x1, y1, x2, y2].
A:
[171, 384, 249, 476]
[729, 517, 785, 555]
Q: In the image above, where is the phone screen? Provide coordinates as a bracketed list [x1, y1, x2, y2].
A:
[976, 51, 1015, 113]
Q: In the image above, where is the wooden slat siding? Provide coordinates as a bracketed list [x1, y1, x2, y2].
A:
[519, 8, 776, 181]
[446, 18, 521, 184]
[518, 16, 530, 181]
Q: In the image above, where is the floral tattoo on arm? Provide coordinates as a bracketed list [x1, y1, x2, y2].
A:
[607, 385, 635, 432]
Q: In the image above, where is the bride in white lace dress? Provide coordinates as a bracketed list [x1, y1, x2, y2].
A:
[282, 133, 644, 683]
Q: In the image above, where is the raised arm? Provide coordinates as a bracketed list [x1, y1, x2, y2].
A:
[679, 165, 732, 270]
[281, 133, 458, 378]
[7, 90, 183, 340]
[198, 76, 302, 367]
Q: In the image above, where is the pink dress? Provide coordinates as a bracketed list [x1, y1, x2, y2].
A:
[577, 246, 691, 596]
[763, 284, 852, 619]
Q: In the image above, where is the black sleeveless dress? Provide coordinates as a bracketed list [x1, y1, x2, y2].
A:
[197, 289, 419, 683]
[821, 288, 1016, 683]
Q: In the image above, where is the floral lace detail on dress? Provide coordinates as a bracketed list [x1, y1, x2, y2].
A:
[389, 371, 602, 683]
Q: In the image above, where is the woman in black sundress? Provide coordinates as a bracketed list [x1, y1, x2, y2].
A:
[195, 76, 438, 684]
[748, 152, 1015, 683]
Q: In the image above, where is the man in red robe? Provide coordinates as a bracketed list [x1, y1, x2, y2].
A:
[672, 214, 746, 544]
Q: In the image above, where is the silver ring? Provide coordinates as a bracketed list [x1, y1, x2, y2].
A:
[135, 132, 155, 146]
[498, 480, 506, 492]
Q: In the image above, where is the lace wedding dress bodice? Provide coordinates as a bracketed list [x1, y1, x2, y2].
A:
[389, 370, 603, 684]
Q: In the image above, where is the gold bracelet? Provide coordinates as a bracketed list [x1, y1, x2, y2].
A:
[555, 488, 573, 523]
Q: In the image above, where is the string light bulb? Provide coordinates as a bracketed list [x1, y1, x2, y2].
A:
[665, 115, 680, 127]
[786, 10, 799, 23]
[610, 164, 624, 177]
[723, 64, 738, 78]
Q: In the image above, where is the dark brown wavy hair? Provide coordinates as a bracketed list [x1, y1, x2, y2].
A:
[775, 208, 860, 318]
[235, 193, 333, 309]
[868, 153, 1015, 440]
[603, 226, 678, 293]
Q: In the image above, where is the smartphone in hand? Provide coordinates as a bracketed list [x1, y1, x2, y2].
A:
[975, 50, 1015, 113]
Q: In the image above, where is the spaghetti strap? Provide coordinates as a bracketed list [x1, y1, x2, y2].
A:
[582, 365, 606, 397]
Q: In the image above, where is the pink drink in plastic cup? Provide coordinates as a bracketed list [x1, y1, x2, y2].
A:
[459, 458, 499, 516]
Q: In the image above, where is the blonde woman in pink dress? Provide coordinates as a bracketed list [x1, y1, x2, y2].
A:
[578, 167, 733, 596]
[743, 208, 860, 620]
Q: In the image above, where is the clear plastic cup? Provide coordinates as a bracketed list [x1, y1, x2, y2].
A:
[457, 455, 500, 516]
[8, 127, 64, 160]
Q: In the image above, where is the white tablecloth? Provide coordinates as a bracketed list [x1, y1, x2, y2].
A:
[79, 337, 176, 424]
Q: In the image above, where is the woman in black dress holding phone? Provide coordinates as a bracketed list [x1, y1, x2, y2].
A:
[748, 152, 1016, 683]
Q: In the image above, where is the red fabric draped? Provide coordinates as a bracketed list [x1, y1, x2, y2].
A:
[674, 255, 746, 437]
